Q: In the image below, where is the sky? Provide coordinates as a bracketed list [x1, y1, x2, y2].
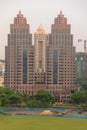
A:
[0, 0, 87, 59]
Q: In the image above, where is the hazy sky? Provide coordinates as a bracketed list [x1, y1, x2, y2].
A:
[0, 0, 87, 59]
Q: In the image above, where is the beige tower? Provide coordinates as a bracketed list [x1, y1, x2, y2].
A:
[34, 25, 48, 84]
[34, 25, 47, 73]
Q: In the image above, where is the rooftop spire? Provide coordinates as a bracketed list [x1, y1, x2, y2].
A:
[19, 10, 21, 15]
[54, 11, 67, 25]
[35, 24, 46, 34]
[60, 10, 62, 15]
[14, 11, 27, 25]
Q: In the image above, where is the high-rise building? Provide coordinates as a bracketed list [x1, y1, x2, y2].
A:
[34, 25, 47, 84]
[48, 11, 76, 101]
[4, 11, 76, 102]
[75, 52, 87, 80]
[4, 11, 34, 94]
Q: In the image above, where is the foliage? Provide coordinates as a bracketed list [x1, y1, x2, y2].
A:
[76, 79, 87, 90]
[81, 104, 87, 111]
[71, 90, 87, 104]
[27, 99, 39, 108]
[0, 88, 55, 107]
[9, 94, 22, 104]
[36, 89, 55, 103]
[22, 93, 29, 103]
[27, 99, 50, 108]
[0, 87, 22, 106]
[0, 87, 13, 106]
[27, 89, 55, 108]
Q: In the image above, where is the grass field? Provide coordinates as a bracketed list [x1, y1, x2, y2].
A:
[0, 115, 87, 130]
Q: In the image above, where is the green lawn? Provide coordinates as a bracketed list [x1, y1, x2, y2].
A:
[0, 115, 87, 130]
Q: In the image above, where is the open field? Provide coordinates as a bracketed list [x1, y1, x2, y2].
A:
[0, 115, 87, 130]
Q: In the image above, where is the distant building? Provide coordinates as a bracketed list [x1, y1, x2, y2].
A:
[0, 60, 5, 87]
[4, 11, 76, 102]
[75, 52, 87, 80]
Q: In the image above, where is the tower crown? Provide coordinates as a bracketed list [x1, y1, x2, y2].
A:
[14, 11, 27, 25]
[54, 11, 67, 25]
[35, 25, 46, 34]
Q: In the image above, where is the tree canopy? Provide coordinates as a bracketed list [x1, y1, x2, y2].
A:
[0, 87, 22, 106]
[71, 90, 87, 104]
[27, 89, 55, 108]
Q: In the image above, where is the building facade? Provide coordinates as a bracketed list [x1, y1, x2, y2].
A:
[4, 11, 33, 94]
[34, 25, 48, 85]
[4, 11, 76, 102]
[48, 11, 76, 101]
[75, 52, 87, 80]
[0, 60, 5, 87]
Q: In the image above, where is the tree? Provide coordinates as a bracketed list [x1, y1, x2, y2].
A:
[71, 90, 87, 104]
[36, 89, 55, 104]
[0, 87, 22, 106]
[27, 89, 55, 108]
[0, 87, 10, 106]
[9, 94, 22, 105]
[4, 88, 15, 95]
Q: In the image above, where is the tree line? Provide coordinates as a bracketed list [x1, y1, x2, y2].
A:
[0, 82, 87, 108]
[0, 87, 55, 107]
